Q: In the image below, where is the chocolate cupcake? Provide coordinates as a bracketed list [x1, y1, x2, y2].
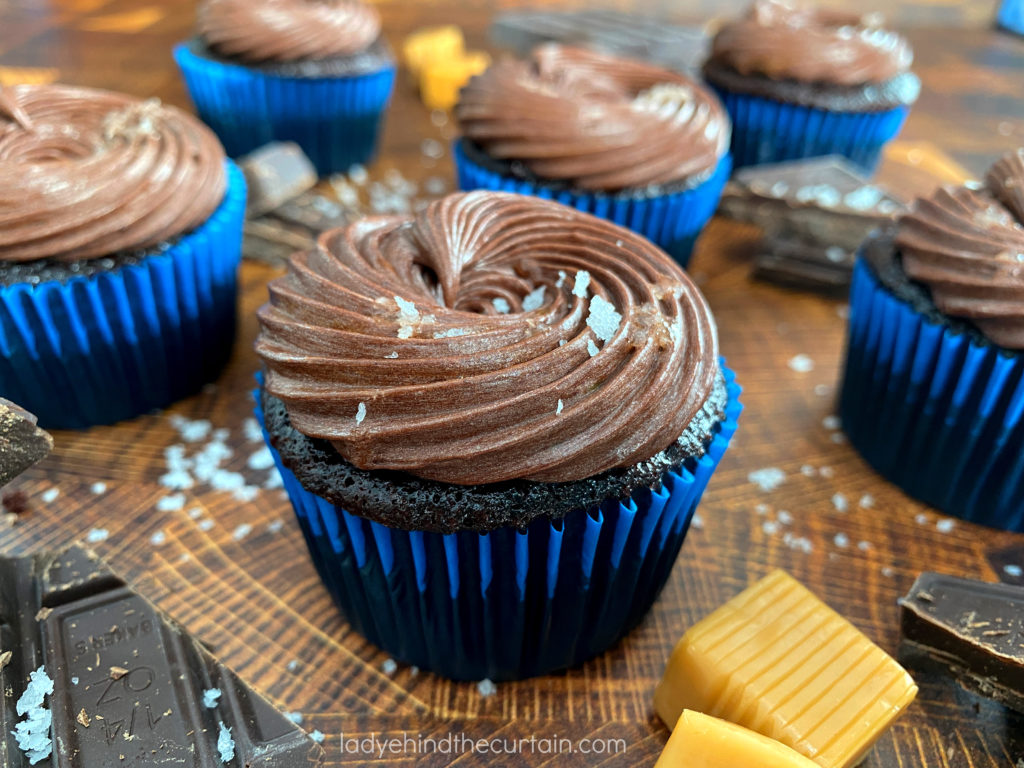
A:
[174, 0, 396, 176]
[0, 84, 245, 429]
[453, 45, 732, 268]
[254, 191, 742, 680]
[841, 149, 1024, 530]
[704, 0, 920, 171]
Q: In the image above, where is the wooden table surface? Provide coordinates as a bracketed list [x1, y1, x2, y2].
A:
[2, 1, 1024, 766]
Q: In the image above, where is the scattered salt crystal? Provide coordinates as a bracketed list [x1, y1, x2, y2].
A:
[801, 465, 816, 477]
[834, 533, 850, 548]
[859, 494, 875, 508]
[748, 467, 785, 492]
[268, 519, 285, 534]
[381, 658, 398, 676]
[232, 486, 258, 502]
[762, 520, 780, 535]
[199, 519, 215, 532]
[14, 666, 53, 764]
[788, 354, 814, 373]
[819, 466, 835, 479]
[572, 271, 591, 298]
[178, 419, 211, 443]
[492, 298, 510, 314]
[348, 164, 368, 185]
[777, 510, 793, 525]
[522, 286, 546, 312]
[156, 495, 187, 514]
[161, 470, 194, 490]
[385, 351, 399, 359]
[424, 176, 447, 196]
[71, 677, 78, 685]
[242, 418, 263, 443]
[832, 493, 849, 513]
[586, 295, 622, 342]
[285, 712, 303, 724]
[814, 384, 830, 396]
[232, 524, 253, 541]
[420, 138, 444, 159]
[844, 186, 884, 211]
[247, 447, 274, 471]
[264, 469, 284, 490]
[433, 328, 469, 339]
[755, 503, 770, 515]
[858, 541, 872, 551]
[783, 533, 813, 553]
[837, 305, 850, 320]
[831, 432, 847, 444]
[477, 679, 497, 697]
[556, 399, 564, 415]
[209, 470, 246, 494]
[41, 488, 59, 504]
[150, 530, 166, 546]
[355, 403, 367, 425]
[691, 513, 704, 529]
[90, 482, 107, 495]
[202, 688, 221, 709]
[555, 270, 567, 289]
[395, 295, 419, 338]
[188, 507, 203, 519]
[311, 730, 326, 744]
[795, 184, 841, 207]
[217, 722, 235, 763]
[1004, 564, 1023, 577]
[825, 246, 847, 264]
[823, 415, 841, 430]
[85, 528, 109, 544]
[587, 339, 599, 357]
[936, 518, 955, 533]
[914, 513, 928, 525]
[881, 566, 895, 578]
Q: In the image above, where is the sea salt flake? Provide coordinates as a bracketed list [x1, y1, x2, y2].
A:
[232, 524, 253, 541]
[823, 415, 841, 430]
[311, 730, 325, 744]
[202, 688, 221, 709]
[819, 466, 835, 479]
[90, 482, 107, 495]
[150, 530, 167, 546]
[801, 464, 816, 477]
[433, 328, 469, 339]
[285, 711, 303, 724]
[242, 418, 263, 442]
[160, 470, 194, 490]
[572, 271, 591, 298]
[788, 354, 814, 373]
[492, 298, 510, 314]
[385, 351, 399, 359]
[748, 467, 785, 492]
[268, 519, 285, 534]
[83, 527, 108, 543]
[691, 513, 704, 529]
[522, 286, 546, 312]
[264, 469, 284, 490]
[40, 488, 59, 504]
[777, 510, 793, 525]
[825, 246, 847, 263]
[844, 186, 884, 211]
[858, 540, 872, 551]
[355, 403, 367, 425]
[556, 399, 564, 415]
[914, 513, 928, 525]
[834, 533, 850, 548]
[762, 520, 780, 535]
[936, 518, 955, 533]
[381, 658, 398, 676]
[13, 666, 53, 764]
[1004, 564, 1023, 577]
[477, 679, 497, 697]
[859, 494, 875, 508]
[587, 339, 600, 357]
[832, 493, 849, 513]
[199, 519, 215, 532]
[586, 295, 622, 342]
[217, 722, 235, 763]
[247, 446, 274, 471]
[157, 493, 186, 512]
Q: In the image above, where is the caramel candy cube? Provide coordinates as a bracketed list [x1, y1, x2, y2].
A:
[654, 570, 917, 768]
[420, 52, 491, 111]
[656, 710, 821, 768]
[402, 25, 465, 78]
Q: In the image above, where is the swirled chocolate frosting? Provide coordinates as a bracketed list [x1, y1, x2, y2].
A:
[708, 0, 913, 85]
[0, 84, 226, 264]
[896, 149, 1024, 350]
[257, 191, 721, 486]
[456, 45, 729, 192]
[198, 0, 381, 63]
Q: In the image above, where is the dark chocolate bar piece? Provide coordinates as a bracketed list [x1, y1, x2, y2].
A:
[0, 399, 53, 486]
[900, 572, 1024, 715]
[239, 142, 318, 217]
[0, 546, 324, 767]
[244, 192, 352, 265]
[751, 238, 854, 293]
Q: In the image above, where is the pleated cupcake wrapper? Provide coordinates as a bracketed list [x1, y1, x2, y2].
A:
[0, 161, 245, 430]
[999, 0, 1024, 35]
[174, 43, 396, 177]
[710, 85, 910, 173]
[841, 260, 1024, 531]
[453, 141, 732, 269]
[256, 366, 741, 681]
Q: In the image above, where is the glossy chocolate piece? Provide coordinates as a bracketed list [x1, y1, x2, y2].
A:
[0, 399, 53, 486]
[900, 572, 1024, 715]
[0, 546, 324, 766]
[240, 142, 318, 217]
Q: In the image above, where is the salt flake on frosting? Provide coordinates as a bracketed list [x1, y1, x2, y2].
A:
[492, 298, 511, 314]
[355, 403, 367, 425]
[572, 271, 591, 298]
[434, 328, 469, 339]
[522, 286, 546, 312]
[587, 339, 599, 357]
[587, 295, 622, 342]
[556, 399, 564, 415]
[394, 295, 419, 339]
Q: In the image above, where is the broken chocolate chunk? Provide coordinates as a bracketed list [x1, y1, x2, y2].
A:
[900, 572, 1024, 715]
[0, 546, 323, 766]
[0, 399, 53, 487]
[240, 142, 318, 217]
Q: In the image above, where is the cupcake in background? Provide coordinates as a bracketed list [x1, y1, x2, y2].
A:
[999, 0, 1024, 36]
[255, 191, 742, 681]
[453, 45, 732, 268]
[704, 0, 920, 172]
[174, 0, 396, 176]
[841, 149, 1024, 531]
[0, 84, 245, 429]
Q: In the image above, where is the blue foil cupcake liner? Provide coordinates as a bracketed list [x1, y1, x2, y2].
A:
[256, 366, 742, 681]
[0, 161, 246, 430]
[453, 141, 732, 269]
[841, 260, 1024, 531]
[711, 86, 909, 172]
[174, 43, 396, 176]
[999, 0, 1024, 35]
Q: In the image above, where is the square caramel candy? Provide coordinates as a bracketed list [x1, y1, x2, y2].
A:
[656, 710, 820, 768]
[655, 570, 917, 768]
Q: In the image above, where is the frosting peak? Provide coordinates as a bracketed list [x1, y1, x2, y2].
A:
[456, 45, 729, 192]
[708, 0, 913, 85]
[896, 149, 1024, 350]
[0, 84, 226, 264]
[198, 0, 381, 63]
[257, 191, 720, 485]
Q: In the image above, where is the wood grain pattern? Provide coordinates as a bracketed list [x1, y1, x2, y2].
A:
[2, 1, 1024, 766]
